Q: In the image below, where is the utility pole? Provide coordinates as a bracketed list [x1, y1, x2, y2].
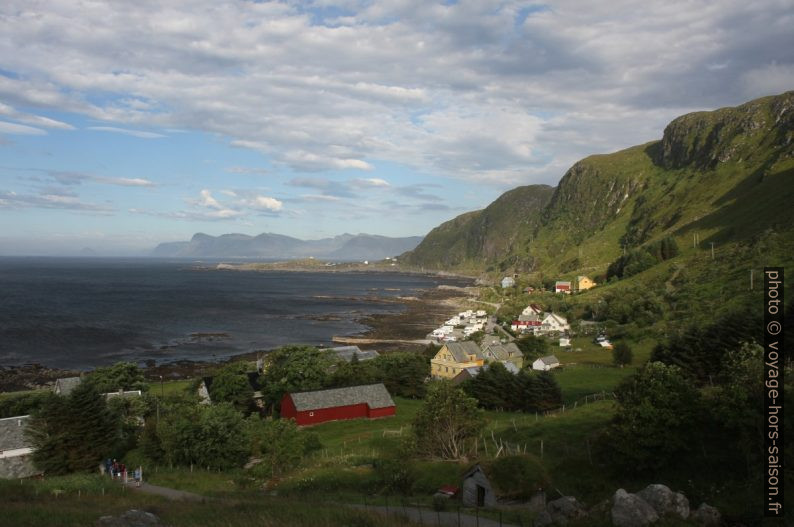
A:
[710, 242, 714, 260]
[750, 269, 754, 290]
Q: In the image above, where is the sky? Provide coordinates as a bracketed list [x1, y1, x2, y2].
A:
[0, 0, 792, 255]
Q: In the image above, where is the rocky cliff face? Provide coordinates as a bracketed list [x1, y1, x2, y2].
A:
[402, 91, 794, 275]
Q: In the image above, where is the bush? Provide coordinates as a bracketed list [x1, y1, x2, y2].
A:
[487, 454, 549, 499]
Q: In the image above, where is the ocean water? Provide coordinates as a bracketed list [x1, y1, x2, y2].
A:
[0, 258, 465, 369]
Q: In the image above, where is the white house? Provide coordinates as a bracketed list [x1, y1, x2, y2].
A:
[532, 355, 561, 371]
[540, 313, 570, 333]
[559, 337, 571, 347]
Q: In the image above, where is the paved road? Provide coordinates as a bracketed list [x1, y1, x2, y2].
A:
[351, 504, 520, 527]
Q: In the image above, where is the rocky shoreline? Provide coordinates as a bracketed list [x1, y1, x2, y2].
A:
[0, 283, 475, 392]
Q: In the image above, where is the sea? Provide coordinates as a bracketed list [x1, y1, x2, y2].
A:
[0, 258, 467, 370]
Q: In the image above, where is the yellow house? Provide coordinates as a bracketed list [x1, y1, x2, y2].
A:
[431, 341, 484, 380]
[576, 276, 596, 291]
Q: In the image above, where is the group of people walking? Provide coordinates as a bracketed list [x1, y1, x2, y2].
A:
[104, 458, 142, 487]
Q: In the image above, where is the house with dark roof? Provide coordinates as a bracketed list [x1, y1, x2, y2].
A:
[430, 341, 484, 379]
[0, 415, 38, 479]
[328, 346, 380, 363]
[481, 342, 524, 369]
[451, 362, 520, 384]
[532, 355, 561, 371]
[53, 376, 81, 396]
[280, 383, 395, 426]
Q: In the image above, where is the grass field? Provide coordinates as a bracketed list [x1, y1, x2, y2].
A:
[0, 475, 421, 527]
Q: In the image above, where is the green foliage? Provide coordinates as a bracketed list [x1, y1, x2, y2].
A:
[514, 334, 549, 359]
[487, 454, 549, 499]
[611, 341, 633, 366]
[27, 381, 119, 474]
[0, 390, 56, 418]
[210, 365, 254, 412]
[606, 237, 679, 281]
[372, 455, 416, 494]
[86, 362, 147, 393]
[412, 381, 485, 460]
[600, 362, 701, 473]
[463, 364, 562, 413]
[158, 403, 249, 469]
[371, 352, 429, 398]
[248, 417, 308, 477]
[651, 305, 762, 381]
[261, 345, 337, 411]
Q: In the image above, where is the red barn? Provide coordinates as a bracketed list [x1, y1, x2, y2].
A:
[280, 383, 396, 426]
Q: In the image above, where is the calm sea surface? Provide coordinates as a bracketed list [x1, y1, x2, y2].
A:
[0, 258, 466, 369]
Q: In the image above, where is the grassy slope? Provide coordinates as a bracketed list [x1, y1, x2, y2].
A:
[403, 91, 794, 296]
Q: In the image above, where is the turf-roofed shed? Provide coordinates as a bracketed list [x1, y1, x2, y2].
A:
[280, 383, 396, 426]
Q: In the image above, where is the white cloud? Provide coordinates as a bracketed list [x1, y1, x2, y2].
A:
[0, 121, 47, 136]
[251, 195, 283, 211]
[197, 189, 222, 209]
[87, 126, 166, 139]
[0, 0, 790, 187]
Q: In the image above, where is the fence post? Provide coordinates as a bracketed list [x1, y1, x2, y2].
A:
[385, 495, 389, 514]
[457, 506, 461, 527]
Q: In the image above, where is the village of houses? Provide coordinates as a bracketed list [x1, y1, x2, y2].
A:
[0, 272, 643, 524]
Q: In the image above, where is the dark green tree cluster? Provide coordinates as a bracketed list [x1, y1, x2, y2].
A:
[513, 334, 549, 359]
[26, 382, 119, 474]
[248, 418, 321, 477]
[209, 362, 255, 412]
[156, 402, 250, 469]
[651, 306, 762, 381]
[0, 390, 56, 419]
[599, 361, 701, 473]
[606, 236, 679, 280]
[461, 362, 562, 412]
[611, 341, 633, 366]
[87, 362, 148, 393]
[260, 346, 337, 411]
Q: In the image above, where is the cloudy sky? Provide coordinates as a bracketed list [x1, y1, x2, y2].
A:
[0, 0, 792, 255]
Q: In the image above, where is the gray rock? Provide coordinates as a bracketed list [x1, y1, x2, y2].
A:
[95, 509, 160, 527]
[546, 496, 588, 525]
[528, 491, 547, 514]
[611, 489, 659, 527]
[692, 502, 721, 526]
[534, 510, 553, 527]
[636, 484, 689, 519]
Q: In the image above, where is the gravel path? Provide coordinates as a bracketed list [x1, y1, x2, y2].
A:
[122, 481, 205, 501]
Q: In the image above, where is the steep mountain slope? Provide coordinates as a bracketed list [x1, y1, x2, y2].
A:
[404, 91, 794, 278]
[406, 184, 554, 270]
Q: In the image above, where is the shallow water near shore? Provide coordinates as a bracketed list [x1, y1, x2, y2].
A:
[0, 257, 469, 370]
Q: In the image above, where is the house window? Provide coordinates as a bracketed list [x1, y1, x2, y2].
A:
[309, 411, 314, 417]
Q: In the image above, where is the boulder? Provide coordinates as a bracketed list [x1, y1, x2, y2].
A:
[636, 484, 689, 519]
[96, 509, 160, 527]
[534, 510, 553, 527]
[546, 496, 588, 525]
[528, 491, 547, 514]
[692, 502, 721, 526]
[611, 489, 659, 527]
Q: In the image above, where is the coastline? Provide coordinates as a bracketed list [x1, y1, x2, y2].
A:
[0, 281, 477, 392]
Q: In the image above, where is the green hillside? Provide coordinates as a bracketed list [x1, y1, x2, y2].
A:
[404, 91, 794, 286]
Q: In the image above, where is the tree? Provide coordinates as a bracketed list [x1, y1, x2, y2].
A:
[373, 352, 430, 398]
[601, 362, 701, 472]
[210, 366, 254, 412]
[248, 417, 308, 477]
[612, 341, 633, 367]
[158, 403, 249, 469]
[412, 381, 484, 460]
[27, 381, 119, 474]
[87, 362, 147, 393]
[514, 335, 549, 360]
[260, 346, 336, 411]
[462, 362, 519, 410]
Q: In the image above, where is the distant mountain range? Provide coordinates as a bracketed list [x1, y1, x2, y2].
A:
[152, 232, 424, 261]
